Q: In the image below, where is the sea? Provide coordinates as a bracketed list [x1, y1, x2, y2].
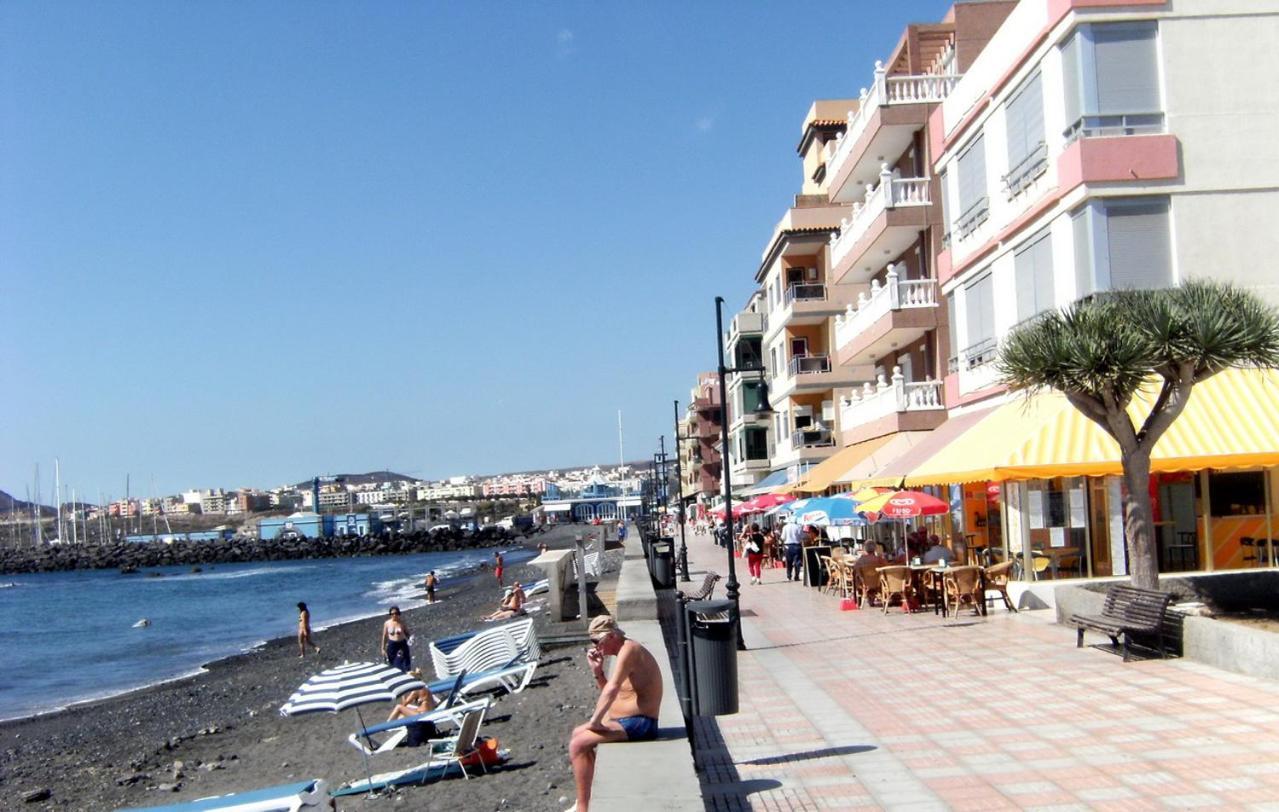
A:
[0, 545, 533, 721]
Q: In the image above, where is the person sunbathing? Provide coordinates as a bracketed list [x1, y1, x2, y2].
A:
[485, 581, 526, 621]
[387, 670, 436, 722]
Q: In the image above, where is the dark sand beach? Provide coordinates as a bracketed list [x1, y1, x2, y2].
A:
[1, 527, 618, 811]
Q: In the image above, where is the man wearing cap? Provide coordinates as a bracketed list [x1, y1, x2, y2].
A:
[568, 615, 662, 812]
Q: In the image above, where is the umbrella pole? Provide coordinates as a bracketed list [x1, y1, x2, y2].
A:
[355, 706, 378, 798]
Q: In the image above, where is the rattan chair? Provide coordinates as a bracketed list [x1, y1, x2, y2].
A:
[983, 561, 1017, 612]
[853, 561, 882, 607]
[877, 565, 912, 613]
[942, 565, 983, 615]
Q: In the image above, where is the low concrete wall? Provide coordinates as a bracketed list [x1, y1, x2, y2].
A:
[1053, 584, 1106, 625]
[592, 525, 702, 812]
[1183, 615, 1279, 681]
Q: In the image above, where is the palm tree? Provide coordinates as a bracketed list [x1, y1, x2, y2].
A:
[998, 280, 1279, 589]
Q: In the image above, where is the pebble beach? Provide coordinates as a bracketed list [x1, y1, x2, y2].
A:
[0, 528, 613, 811]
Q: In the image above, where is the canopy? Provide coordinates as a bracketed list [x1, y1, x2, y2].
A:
[904, 367, 1279, 485]
[856, 407, 998, 488]
[741, 469, 790, 495]
[788, 434, 897, 494]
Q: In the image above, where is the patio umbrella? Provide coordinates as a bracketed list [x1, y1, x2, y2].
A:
[751, 493, 796, 511]
[797, 496, 868, 527]
[856, 489, 949, 520]
[280, 661, 425, 792]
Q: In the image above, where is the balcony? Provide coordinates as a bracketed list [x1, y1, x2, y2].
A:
[829, 167, 933, 284]
[839, 368, 946, 445]
[762, 282, 859, 342]
[790, 427, 834, 450]
[789, 354, 832, 376]
[827, 63, 959, 201]
[834, 265, 939, 367]
[770, 352, 863, 402]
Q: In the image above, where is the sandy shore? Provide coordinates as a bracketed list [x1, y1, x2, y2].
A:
[0, 526, 616, 811]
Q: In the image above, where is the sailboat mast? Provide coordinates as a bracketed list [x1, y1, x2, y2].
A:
[55, 458, 63, 543]
[70, 487, 78, 545]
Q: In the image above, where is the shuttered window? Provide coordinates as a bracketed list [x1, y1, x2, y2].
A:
[946, 292, 959, 371]
[1061, 32, 1082, 134]
[1004, 73, 1046, 194]
[1014, 230, 1055, 323]
[955, 135, 988, 236]
[964, 273, 995, 349]
[1094, 23, 1160, 115]
[1072, 207, 1095, 298]
[1105, 198, 1172, 290]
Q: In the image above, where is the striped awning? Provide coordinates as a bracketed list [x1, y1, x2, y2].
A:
[788, 434, 898, 494]
[855, 407, 999, 488]
[279, 661, 423, 716]
[903, 367, 1279, 485]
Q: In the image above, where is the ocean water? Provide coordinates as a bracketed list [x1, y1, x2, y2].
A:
[0, 546, 531, 721]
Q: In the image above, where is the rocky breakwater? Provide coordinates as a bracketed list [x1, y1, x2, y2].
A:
[0, 526, 525, 574]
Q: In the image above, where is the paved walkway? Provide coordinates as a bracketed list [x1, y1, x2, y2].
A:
[679, 527, 1279, 811]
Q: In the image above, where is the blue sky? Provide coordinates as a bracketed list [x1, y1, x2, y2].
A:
[1, 1, 951, 500]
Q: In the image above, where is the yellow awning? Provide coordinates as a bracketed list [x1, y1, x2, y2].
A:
[833, 431, 929, 487]
[902, 367, 1279, 485]
[789, 434, 897, 494]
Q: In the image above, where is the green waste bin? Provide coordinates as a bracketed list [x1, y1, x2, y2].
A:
[685, 598, 739, 715]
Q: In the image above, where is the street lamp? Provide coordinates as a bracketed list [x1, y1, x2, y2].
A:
[714, 295, 772, 650]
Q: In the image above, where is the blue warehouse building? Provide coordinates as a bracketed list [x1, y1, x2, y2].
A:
[258, 512, 381, 540]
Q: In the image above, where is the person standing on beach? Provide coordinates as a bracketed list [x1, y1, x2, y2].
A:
[381, 606, 412, 672]
[494, 551, 505, 587]
[424, 571, 438, 604]
[296, 602, 320, 658]
[568, 615, 662, 812]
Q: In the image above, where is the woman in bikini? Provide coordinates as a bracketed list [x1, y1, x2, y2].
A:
[296, 602, 320, 658]
[381, 606, 412, 672]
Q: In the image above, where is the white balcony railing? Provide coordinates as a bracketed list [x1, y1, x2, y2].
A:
[790, 428, 834, 450]
[840, 367, 943, 428]
[827, 61, 960, 185]
[830, 165, 932, 269]
[783, 283, 826, 306]
[834, 264, 938, 351]
[788, 354, 832, 377]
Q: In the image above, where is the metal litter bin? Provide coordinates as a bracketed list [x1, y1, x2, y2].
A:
[685, 598, 739, 716]
[651, 538, 675, 589]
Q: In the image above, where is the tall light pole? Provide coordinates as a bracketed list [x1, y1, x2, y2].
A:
[671, 399, 692, 582]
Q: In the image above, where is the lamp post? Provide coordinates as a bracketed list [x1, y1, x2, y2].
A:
[714, 295, 772, 651]
[671, 399, 692, 582]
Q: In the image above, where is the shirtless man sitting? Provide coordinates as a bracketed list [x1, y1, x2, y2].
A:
[567, 615, 662, 812]
[484, 581, 526, 621]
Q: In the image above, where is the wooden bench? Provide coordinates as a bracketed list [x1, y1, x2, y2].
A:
[1071, 584, 1173, 662]
[677, 571, 720, 602]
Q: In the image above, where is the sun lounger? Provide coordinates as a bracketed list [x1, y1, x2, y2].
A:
[334, 702, 491, 794]
[429, 618, 541, 679]
[119, 779, 328, 811]
[425, 659, 537, 699]
[347, 697, 492, 757]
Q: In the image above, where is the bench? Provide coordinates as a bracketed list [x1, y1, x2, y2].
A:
[1071, 584, 1173, 662]
[676, 571, 720, 602]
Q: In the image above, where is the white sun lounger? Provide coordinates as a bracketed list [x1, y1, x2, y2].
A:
[426, 660, 538, 699]
[347, 697, 492, 757]
[335, 702, 491, 793]
[429, 618, 541, 679]
[119, 778, 328, 811]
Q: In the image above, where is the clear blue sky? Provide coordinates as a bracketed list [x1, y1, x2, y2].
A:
[1, 1, 951, 500]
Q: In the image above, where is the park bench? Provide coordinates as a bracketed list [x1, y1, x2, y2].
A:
[1071, 584, 1173, 662]
[677, 571, 720, 602]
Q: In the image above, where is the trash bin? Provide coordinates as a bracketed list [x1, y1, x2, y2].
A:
[651, 538, 675, 589]
[804, 545, 831, 589]
[685, 598, 739, 716]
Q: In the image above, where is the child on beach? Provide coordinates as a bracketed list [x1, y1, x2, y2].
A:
[296, 602, 320, 658]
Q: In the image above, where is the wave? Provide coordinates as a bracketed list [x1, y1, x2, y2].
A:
[0, 582, 20, 589]
[149, 565, 309, 583]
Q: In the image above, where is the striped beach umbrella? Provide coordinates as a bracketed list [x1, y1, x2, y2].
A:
[279, 661, 423, 717]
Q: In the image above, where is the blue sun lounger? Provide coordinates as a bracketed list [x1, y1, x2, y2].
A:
[119, 778, 328, 811]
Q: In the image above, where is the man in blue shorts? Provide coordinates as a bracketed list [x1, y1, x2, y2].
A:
[567, 615, 662, 811]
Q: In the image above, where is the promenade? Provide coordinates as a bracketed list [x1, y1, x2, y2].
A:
[679, 526, 1279, 811]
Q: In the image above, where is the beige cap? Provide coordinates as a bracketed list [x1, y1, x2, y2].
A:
[588, 615, 620, 638]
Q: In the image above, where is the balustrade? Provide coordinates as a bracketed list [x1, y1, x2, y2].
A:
[830, 165, 932, 268]
[833, 265, 938, 351]
[840, 366, 944, 428]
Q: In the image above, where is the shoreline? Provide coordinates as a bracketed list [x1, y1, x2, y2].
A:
[1, 526, 607, 812]
[0, 544, 536, 724]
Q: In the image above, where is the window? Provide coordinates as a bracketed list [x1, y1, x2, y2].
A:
[955, 135, 988, 238]
[1014, 230, 1054, 323]
[744, 427, 769, 461]
[1062, 22, 1163, 142]
[963, 273, 995, 367]
[1074, 197, 1173, 293]
[742, 380, 765, 414]
[940, 170, 952, 245]
[946, 292, 959, 372]
[1003, 72, 1046, 196]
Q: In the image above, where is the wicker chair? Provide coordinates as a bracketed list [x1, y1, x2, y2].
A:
[942, 565, 983, 615]
[983, 561, 1017, 612]
[831, 559, 854, 599]
[877, 565, 912, 613]
[853, 561, 882, 607]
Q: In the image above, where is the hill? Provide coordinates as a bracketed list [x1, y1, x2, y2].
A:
[291, 470, 416, 489]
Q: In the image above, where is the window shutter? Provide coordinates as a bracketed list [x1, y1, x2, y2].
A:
[1006, 73, 1044, 168]
[1093, 23, 1160, 114]
[1105, 199, 1171, 289]
[957, 135, 987, 214]
[946, 292, 959, 357]
[1072, 208, 1094, 298]
[964, 274, 994, 347]
[1061, 32, 1082, 131]
[1015, 231, 1054, 323]
[940, 169, 952, 232]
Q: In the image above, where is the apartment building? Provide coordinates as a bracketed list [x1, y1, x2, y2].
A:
[753, 100, 865, 486]
[481, 476, 547, 497]
[680, 373, 723, 506]
[415, 480, 481, 501]
[723, 291, 772, 491]
[933, 0, 1279, 411]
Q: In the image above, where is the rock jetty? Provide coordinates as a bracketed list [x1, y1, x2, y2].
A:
[0, 526, 528, 574]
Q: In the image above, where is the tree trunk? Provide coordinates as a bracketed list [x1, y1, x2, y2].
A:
[1120, 451, 1159, 590]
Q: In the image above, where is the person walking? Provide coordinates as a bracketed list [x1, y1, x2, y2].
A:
[424, 571, 438, 604]
[745, 523, 764, 584]
[781, 517, 804, 582]
[381, 606, 412, 672]
[494, 551, 505, 587]
[296, 602, 320, 658]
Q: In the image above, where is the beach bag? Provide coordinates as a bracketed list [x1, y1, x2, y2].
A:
[460, 736, 503, 767]
[404, 720, 439, 747]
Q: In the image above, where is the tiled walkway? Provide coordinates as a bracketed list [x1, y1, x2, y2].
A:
[679, 527, 1279, 811]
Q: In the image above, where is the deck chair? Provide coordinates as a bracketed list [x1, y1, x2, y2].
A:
[347, 697, 492, 757]
[877, 565, 912, 613]
[119, 778, 328, 811]
[426, 659, 538, 699]
[983, 561, 1017, 612]
[430, 617, 540, 679]
[942, 565, 983, 615]
[418, 700, 490, 783]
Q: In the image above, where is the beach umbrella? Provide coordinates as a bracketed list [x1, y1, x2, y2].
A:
[280, 661, 425, 793]
[797, 496, 868, 527]
[751, 493, 796, 510]
[857, 489, 949, 520]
